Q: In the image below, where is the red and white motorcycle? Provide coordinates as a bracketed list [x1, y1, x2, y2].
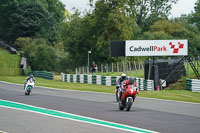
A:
[118, 83, 138, 111]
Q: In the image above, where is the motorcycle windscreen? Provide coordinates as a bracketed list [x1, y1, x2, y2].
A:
[30, 78, 33, 83]
[129, 85, 136, 90]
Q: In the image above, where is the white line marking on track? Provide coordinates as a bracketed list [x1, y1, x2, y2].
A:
[0, 99, 159, 133]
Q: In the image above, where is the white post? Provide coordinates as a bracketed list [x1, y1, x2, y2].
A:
[88, 51, 91, 74]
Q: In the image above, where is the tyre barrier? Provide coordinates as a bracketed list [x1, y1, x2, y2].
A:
[29, 71, 54, 80]
[186, 78, 200, 92]
[61, 74, 154, 91]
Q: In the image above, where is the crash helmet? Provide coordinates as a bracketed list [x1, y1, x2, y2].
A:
[29, 75, 34, 78]
[121, 73, 126, 79]
[129, 77, 134, 84]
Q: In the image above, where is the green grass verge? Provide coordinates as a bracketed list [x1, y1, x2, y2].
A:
[139, 90, 200, 103]
[1, 76, 200, 103]
[0, 76, 114, 93]
[165, 62, 198, 90]
[0, 48, 21, 76]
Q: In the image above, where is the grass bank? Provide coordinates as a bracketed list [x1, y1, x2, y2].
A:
[0, 76, 114, 93]
[0, 48, 21, 76]
[1, 76, 200, 103]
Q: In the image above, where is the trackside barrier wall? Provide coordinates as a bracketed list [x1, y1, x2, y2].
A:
[186, 78, 200, 92]
[61, 74, 154, 91]
[29, 71, 54, 80]
[73, 75, 77, 83]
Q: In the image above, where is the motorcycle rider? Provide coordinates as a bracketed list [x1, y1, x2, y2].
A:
[122, 77, 137, 89]
[24, 75, 36, 90]
[116, 73, 128, 101]
[117, 73, 128, 85]
[119, 77, 138, 101]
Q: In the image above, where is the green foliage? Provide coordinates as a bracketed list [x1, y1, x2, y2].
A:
[8, 2, 60, 44]
[142, 31, 173, 40]
[0, 0, 20, 39]
[0, 0, 65, 44]
[93, 0, 136, 62]
[33, 45, 57, 71]
[191, 0, 200, 30]
[38, 0, 65, 23]
[135, 0, 178, 31]
[62, 0, 138, 70]
[61, 11, 95, 68]
[143, 20, 200, 56]
[16, 37, 66, 72]
[14, 37, 32, 51]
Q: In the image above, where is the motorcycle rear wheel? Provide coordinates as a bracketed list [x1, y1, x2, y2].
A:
[119, 102, 124, 110]
[116, 93, 119, 102]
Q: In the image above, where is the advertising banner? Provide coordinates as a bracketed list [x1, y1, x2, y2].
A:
[125, 40, 188, 56]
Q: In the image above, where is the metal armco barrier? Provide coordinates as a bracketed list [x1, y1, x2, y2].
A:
[0, 40, 17, 54]
[29, 71, 54, 80]
[186, 78, 200, 92]
[20, 57, 27, 75]
[61, 74, 154, 91]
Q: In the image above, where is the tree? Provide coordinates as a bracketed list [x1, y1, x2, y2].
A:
[144, 19, 200, 56]
[0, 0, 21, 39]
[0, 0, 65, 42]
[8, 2, 60, 44]
[33, 45, 58, 71]
[61, 11, 97, 68]
[135, 0, 178, 31]
[91, 0, 137, 63]
[38, 0, 65, 23]
[62, 0, 138, 69]
[191, 0, 200, 30]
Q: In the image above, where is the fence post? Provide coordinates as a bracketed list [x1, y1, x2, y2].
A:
[141, 61, 144, 69]
[123, 61, 125, 72]
[82, 67, 84, 74]
[78, 68, 80, 74]
[134, 61, 137, 70]
[139, 61, 141, 70]
[106, 64, 108, 73]
[112, 63, 114, 72]
[117, 62, 119, 72]
[101, 64, 103, 73]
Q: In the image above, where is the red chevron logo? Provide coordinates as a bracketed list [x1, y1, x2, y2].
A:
[169, 42, 184, 53]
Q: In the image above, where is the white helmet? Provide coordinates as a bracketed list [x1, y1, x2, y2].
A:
[121, 73, 126, 77]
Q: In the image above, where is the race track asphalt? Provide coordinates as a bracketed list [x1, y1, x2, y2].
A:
[0, 81, 200, 133]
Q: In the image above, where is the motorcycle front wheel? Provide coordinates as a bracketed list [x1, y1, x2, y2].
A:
[126, 97, 133, 111]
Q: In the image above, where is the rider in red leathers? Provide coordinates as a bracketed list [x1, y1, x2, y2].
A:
[122, 77, 137, 89]
[119, 77, 139, 101]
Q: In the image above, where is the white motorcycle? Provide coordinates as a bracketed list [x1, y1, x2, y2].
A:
[24, 78, 35, 95]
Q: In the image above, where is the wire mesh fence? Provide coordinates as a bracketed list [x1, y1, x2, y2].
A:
[76, 61, 144, 74]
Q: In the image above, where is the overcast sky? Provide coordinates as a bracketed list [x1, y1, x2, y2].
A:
[60, 0, 197, 18]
